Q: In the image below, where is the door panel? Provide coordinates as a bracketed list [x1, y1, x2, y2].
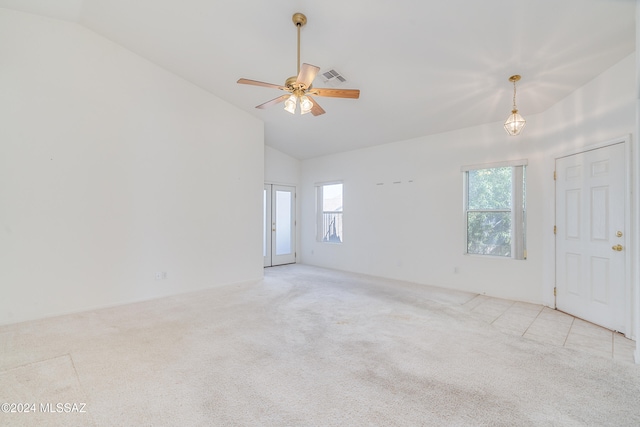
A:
[555, 143, 626, 332]
[565, 253, 580, 296]
[565, 190, 580, 238]
[590, 186, 608, 240]
[590, 257, 609, 304]
[275, 189, 292, 256]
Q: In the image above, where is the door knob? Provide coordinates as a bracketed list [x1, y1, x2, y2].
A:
[612, 244, 623, 251]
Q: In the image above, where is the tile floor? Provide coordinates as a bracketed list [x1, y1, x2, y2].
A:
[462, 295, 636, 364]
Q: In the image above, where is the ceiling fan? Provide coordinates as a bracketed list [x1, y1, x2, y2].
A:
[237, 12, 360, 116]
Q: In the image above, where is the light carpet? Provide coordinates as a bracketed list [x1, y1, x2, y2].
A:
[1, 264, 639, 426]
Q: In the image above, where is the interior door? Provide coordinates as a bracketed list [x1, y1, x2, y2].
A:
[555, 143, 626, 333]
[264, 184, 296, 267]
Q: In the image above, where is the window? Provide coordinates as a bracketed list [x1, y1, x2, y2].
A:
[462, 160, 527, 259]
[316, 182, 343, 243]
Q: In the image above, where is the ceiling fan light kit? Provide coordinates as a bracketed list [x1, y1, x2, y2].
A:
[237, 12, 360, 116]
[504, 74, 526, 136]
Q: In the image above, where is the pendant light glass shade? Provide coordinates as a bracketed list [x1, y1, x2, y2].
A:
[284, 95, 297, 114]
[504, 75, 526, 136]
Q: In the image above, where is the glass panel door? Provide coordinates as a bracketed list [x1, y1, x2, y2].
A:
[264, 184, 296, 267]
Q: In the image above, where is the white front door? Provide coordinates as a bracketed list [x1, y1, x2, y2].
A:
[555, 142, 626, 333]
[264, 184, 296, 267]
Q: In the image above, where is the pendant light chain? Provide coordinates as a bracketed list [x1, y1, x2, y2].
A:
[512, 79, 517, 111]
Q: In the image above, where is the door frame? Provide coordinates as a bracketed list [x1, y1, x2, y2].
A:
[263, 184, 273, 267]
[553, 135, 633, 336]
[264, 183, 297, 267]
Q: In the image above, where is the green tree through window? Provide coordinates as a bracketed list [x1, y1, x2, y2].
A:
[464, 164, 526, 259]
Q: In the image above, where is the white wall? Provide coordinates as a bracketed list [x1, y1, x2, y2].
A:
[265, 145, 300, 186]
[635, 0, 640, 362]
[301, 117, 546, 303]
[301, 53, 636, 307]
[0, 9, 264, 325]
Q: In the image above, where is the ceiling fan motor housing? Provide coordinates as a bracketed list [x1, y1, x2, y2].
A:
[292, 13, 307, 27]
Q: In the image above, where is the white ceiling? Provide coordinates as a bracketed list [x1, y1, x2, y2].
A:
[1, 0, 636, 159]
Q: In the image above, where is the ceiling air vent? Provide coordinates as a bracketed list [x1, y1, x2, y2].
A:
[321, 69, 347, 87]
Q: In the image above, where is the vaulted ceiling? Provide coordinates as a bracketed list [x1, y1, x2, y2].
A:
[1, 0, 635, 159]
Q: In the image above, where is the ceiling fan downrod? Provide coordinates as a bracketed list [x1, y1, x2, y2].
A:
[292, 13, 307, 77]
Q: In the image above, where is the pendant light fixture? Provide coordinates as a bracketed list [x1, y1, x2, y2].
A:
[504, 74, 526, 136]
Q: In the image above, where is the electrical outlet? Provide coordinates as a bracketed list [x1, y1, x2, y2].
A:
[155, 272, 162, 280]
[161, 272, 167, 280]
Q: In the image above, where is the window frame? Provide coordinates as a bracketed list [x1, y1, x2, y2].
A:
[462, 160, 527, 260]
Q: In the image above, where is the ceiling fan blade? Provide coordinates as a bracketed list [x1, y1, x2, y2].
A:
[307, 96, 326, 116]
[297, 63, 320, 87]
[309, 88, 360, 99]
[237, 78, 287, 91]
[256, 94, 291, 109]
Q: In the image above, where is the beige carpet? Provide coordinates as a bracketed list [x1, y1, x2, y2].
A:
[1, 264, 639, 426]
